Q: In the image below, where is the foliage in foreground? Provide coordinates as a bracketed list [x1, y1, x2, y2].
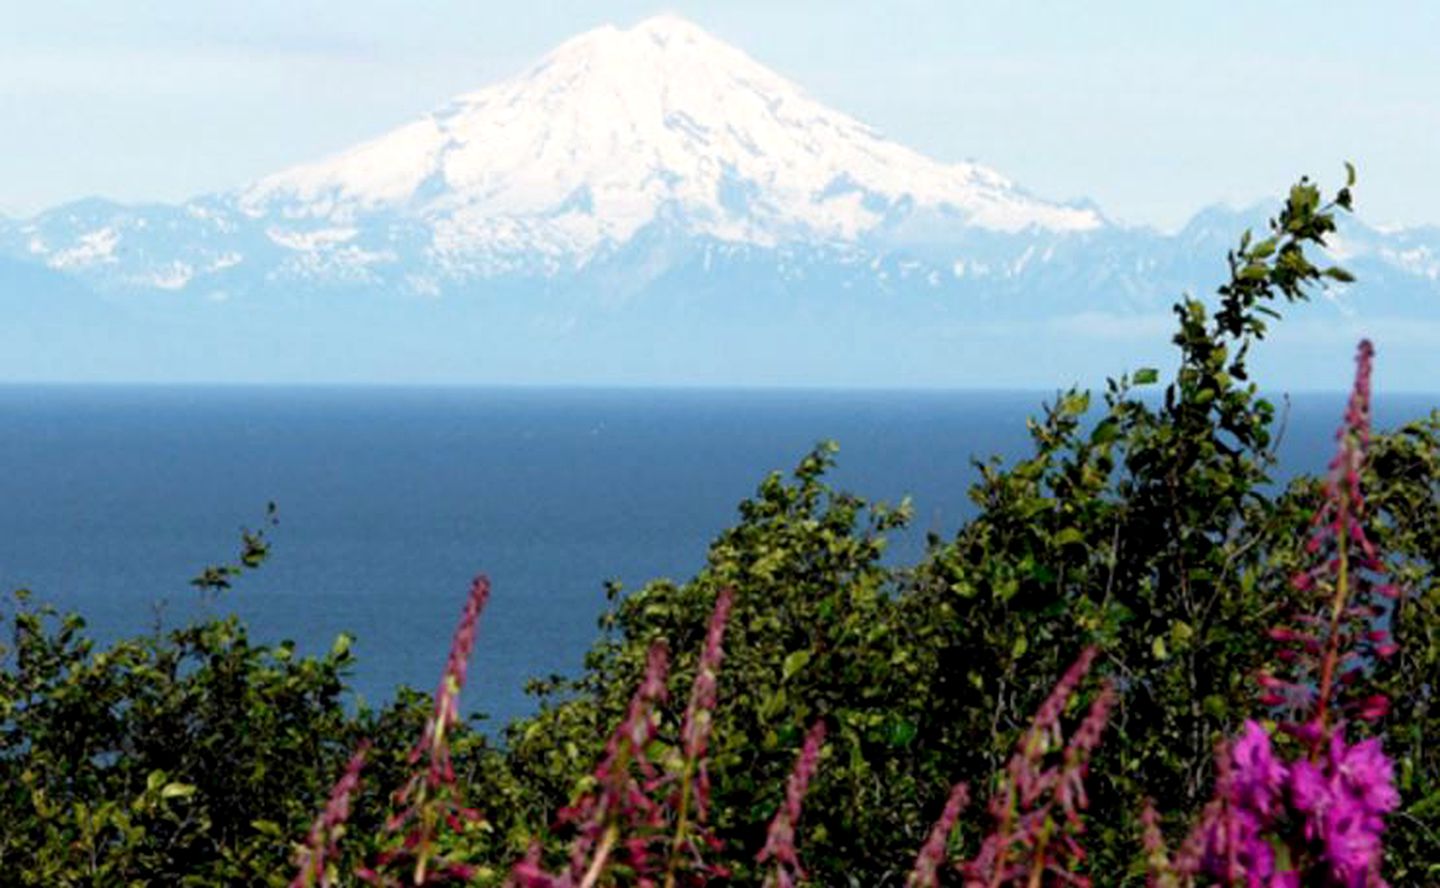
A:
[2, 172, 1439, 885]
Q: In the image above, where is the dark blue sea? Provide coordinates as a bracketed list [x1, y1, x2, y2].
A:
[0, 387, 1433, 726]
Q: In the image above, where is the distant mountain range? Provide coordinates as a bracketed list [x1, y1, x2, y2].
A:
[3, 15, 1437, 389]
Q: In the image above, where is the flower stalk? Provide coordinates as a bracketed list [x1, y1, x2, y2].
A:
[1174, 340, 1401, 885]
[361, 575, 490, 886]
[756, 720, 827, 888]
[290, 741, 370, 888]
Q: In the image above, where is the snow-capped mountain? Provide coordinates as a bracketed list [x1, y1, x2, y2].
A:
[3, 16, 1437, 388]
[241, 15, 1097, 252]
[11, 15, 1103, 294]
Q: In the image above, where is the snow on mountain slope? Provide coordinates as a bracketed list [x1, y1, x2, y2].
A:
[1, 17, 1435, 388]
[240, 14, 1100, 266]
[5, 13, 1436, 342]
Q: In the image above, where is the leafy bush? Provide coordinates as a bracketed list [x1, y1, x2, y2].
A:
[490, 173, 1440, 884]
[0, 529, 504, 885]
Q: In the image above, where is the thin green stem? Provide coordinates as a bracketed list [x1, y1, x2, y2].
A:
[1312, 491, 1352, 757]
[579, 826, 618, 888]
[663, 752, 698, 888]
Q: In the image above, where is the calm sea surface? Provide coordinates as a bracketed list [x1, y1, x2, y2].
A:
[0, 386, 1433, 725]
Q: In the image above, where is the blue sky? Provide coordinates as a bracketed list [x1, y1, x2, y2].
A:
[2, 1, 1437, 230]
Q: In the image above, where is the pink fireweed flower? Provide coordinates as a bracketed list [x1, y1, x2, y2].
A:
[361, 575, 490, 886]
[1195, 731, 1300, 883]
[1139, 800, 1179, 888]
[906, 782, 970, 888]
[421, 574, 491, 772]
[1176, 735, 1300, 886]
[962, 647, 1113, 888]
[663, 587, 735, 888]
[1289, 730, 1398, 885]
[1057, 680, 1117, 823]
[1173, 798, 1219, 880]
[676, 587, 734, 818]
[291, 741, 370, 888]
[506, 843, 561, 888]
[1029, 647, 1098, 753]
[1230, 720, 1288, 819]
[514, 593, 738, 888]
[1265, 341, 1398, 744]
[1175, 342, 1403, 885]
[1182, 739, 1255, 884]
[756, 720, 827, 888]
[554, 642, 671, 886]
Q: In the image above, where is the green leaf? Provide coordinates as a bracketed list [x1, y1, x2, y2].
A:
[250, 820, 283, 838]
[1170, 620, 1194, 645]
[885, 719, 918, 747]
[758, 688, 788, 720]
[782, 649, 811, 680]
[1053, 527, 1085, 547]
[161, 783, 195, 800]
[1060, 392, 1091, 416]
[1133, 367, 1159, 385]
[1089, 417, 1120, 446]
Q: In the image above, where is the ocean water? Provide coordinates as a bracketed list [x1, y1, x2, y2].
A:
[0, 386, 1433, 726]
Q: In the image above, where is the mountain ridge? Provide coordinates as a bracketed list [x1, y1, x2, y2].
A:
[2, 15, 1437, 388]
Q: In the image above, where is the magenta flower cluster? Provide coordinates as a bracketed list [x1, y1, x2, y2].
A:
[1292, 731, 1398, 881]
[1176, 720, 1398, 885]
